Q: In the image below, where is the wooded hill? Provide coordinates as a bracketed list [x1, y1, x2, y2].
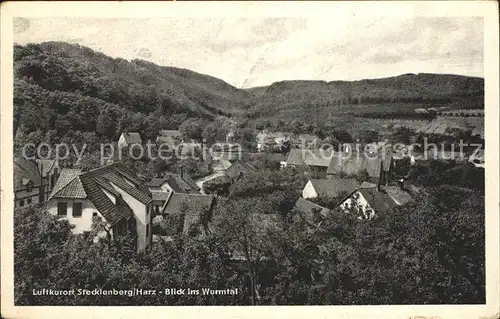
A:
[14, 42, 484, 139]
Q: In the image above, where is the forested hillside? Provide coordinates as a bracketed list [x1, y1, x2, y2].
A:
[13, 42, 484, 142]
[246, 74, 484, 121]
[13, 42, 252, 142]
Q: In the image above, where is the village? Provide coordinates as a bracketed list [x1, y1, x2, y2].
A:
[14, 114, 485, 255]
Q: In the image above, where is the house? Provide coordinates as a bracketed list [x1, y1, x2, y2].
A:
[14, 158, 60, 208]
[118, 132, 142, 149]
[148, 172, 201, 213]
[302, 178, 360, 200]
[14, 158, 43, 208]
[256, 131, 291, 152]
[225, 160, 256, 179]
[339, 186, 399, 220]
[43, 162, 153, 252]
[326, 151, 392, 187]
[286, 149, 332, 172]
[161, 193, 216, 236]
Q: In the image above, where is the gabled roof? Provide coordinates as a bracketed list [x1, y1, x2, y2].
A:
[358, 187, 398, 214]
[14, 158, 42, 190]
[327, 153, 383, 178]
[309, 178, 360, 198]
[120, 132, 142, 144]
[148, 173, 200, 193]
[225, 161, 256, 178]
[49, 163, 151, 225]
[286, 149, 332, 167]
[49, 169, 84, 199]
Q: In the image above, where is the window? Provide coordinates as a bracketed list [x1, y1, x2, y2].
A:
[27, 197, 32, 204]
[93, 212, 98, 218]
[57, 202, 67, 216]
[73, 203, 83, 218]
[19, 200, 25, 207]
[146, 223, 150, 238]
[26, 182, 33, 192]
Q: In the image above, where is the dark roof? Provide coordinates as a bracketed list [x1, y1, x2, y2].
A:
[286, 149, 332, 167]
[14, 158, 42, 190]
[309, 178, 360, 198]
[151, 191, 170, 202]
[358, 187, 398, 214]
[294, 198, 330, 218]
[148, 173, 200, 193]
[49, 169, 84, 199]
[50, 162, 151, 225]
[327, 153, 383, 178]
[121, 132, 142, 144]
[80, 174, 133, 225]
[162, 193, 214, 215]
[162, 193, 215, 235]
[225, 161, 256, 178]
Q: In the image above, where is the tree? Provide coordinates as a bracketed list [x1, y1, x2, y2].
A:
[179, 118, 204, 142]
[203, 175, 233, 197]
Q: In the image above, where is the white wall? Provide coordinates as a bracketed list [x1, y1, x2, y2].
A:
[45, 198, 109, 238]
[15, 186, 41, 208]
[109, 182, 152, 252]
[160, 183, 173, 193]
[302, 180, 318, 199]
[340, 191, 375, 220]
[118, 134, 127, 149]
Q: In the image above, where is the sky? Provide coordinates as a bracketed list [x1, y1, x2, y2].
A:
[13, 16, 484, 88]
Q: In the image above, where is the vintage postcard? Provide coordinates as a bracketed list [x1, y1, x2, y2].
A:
[1, 1, 499, 319]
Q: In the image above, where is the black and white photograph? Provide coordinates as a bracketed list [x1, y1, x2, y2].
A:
[1, 1, 499, 318]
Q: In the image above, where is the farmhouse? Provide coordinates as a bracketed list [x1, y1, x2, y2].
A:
[302, 178, 360, 200]
[326, 151, 392, 187]
[339, 184, 412, 220]
[339, 186, 399, 220]
[148, 172, 201, 214]
[43, 162, 153, 252]
[118, 132, 142, 149]
[286, 149, 332, 173]
[14, 158, 60, 208]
